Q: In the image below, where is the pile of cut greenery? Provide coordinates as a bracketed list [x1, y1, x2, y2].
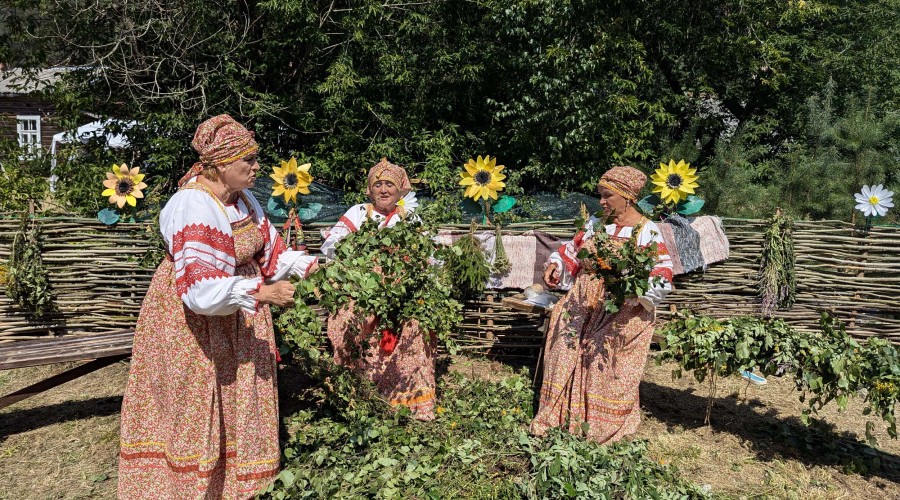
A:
[263, 318, 709, 499]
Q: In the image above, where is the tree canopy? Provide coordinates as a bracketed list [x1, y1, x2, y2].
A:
[2, 0, 898, 221]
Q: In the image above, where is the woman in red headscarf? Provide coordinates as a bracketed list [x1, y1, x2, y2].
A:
[117, 115, 319, 499]
[530, 166, 673, 444]
[321, 158, 437, 421]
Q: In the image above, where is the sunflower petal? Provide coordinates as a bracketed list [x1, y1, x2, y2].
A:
[102, 188, 116, 196]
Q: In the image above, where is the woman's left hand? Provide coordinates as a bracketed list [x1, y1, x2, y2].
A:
[252, 280, 296, 307]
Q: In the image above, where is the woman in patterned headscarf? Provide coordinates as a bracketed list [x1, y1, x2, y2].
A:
[531, 166, 674, 444]
[321, 158, 437, 420]
[118, 115, 319, 498]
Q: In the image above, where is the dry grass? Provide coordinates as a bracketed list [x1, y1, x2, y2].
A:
[1, 355, 899, 499]
[638, 358, 900, 499]
[0, 362, 126, 500]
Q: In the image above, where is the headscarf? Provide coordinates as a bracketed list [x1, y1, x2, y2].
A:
[367, 158, 411, 196]
[178, 114, 259, 187]
[597, 166, 646, 202]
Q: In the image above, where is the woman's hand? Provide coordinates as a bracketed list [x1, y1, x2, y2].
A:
[306, 259, 320, 277]
[544, 263, 561, 288]
[252, 280, 296, 307]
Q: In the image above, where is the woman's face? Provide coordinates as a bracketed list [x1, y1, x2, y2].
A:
[369, 180, 402, 213]
[220, 153, 260, 192]
[598, 186, 629, 218]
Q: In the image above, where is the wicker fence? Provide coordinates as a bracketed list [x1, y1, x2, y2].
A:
[1, 215, 898, 355]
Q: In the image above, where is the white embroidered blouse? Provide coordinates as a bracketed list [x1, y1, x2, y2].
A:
[160, 179, 318, 316]
[320, 203, 414, 261]
[547, 216, 674, 311]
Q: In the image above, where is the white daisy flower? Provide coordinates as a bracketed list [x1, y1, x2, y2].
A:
[854, 184, 894, 217]
[397, 191, 418, 212]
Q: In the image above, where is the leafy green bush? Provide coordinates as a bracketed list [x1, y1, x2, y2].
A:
[657, 312, 900, 443]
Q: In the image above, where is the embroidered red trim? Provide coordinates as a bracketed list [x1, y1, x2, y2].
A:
[558, 244, 581, 278]
[171, 224, 235, 257]
[650, 267, 674, 282]
[303, 257, 318, 277]
[176, 261, 231, 296]
[339, 215, 358, 233]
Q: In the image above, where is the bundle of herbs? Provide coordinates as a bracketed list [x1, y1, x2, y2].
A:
[576, 215, 661, 313]
[436, 223, 491, 301]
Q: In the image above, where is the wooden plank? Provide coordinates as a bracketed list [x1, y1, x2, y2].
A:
[0, 331, 134, 370]
[0, 355, 128, 410]
[501, 294, 554, 316]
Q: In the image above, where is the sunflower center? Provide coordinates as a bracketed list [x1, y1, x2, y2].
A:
[116, 179, 134, 196]
[474, 170, 491, 186]
[869, 195, 881, 205]
[666, 174, 683, 189]
[283, 173, 298, 189]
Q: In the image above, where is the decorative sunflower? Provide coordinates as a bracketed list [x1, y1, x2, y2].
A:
[271, 157, 313, 204]
[650, 159, 699, 205]
[101, 163, 147, 208]
[459, 155, 506, 201]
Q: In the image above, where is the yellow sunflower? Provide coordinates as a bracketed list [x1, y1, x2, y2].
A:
[101, 163, 147, 208]
[271, 157, 313, 204]
[650, 159, 699, 205]
[459, 155, 506, 201]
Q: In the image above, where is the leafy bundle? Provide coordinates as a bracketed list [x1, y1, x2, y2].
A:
[5, 215, 55, 315]
[576, 216, 661, 313]
[436, 228, 491, 302]
[312, 218, 461, 351]
[759, 211, 796, 316]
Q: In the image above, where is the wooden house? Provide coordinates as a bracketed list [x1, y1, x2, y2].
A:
[0, 67, 67, 153]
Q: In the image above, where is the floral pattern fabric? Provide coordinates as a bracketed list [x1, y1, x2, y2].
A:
[322, 204, 436, 421]
[531, 225, 664, 444]
[118, 190, 299, 499]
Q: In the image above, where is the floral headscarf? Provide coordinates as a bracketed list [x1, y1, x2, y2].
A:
[178, 114, 259, 187]
[597, 166, 647, 202]
[367, 158, 411, 196]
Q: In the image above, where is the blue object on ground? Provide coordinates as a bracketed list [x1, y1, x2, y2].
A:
[740, 370, 767, 385]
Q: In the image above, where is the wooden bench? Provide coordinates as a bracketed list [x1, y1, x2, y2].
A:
[0, 330, 134, 410]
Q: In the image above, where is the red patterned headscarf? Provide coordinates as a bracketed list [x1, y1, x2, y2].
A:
[178, 114, 259, 187]
[597, 166, 646, 202]
[367, 158, 411, 196]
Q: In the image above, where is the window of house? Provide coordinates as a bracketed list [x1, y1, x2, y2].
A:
[16, 115, 41, 154]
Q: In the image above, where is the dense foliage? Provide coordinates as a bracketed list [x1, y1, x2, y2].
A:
[576, 215, 661, 313]
[265, 316, 709, 499]
[435, 230, 491, 302]
[306, 218, 461, 350]
[1, 0, 898, 221]
[657, 312, 900, 443]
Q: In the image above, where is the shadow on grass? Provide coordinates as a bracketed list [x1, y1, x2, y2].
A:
[640, 380, 900, 483]
[0, 395, 123, 440]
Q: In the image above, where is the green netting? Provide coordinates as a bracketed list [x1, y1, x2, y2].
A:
[250, 175, 603, 224]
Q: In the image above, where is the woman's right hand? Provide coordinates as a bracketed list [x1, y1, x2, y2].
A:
[544, 263, 561, 288]
[252, 280, 296, 307]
